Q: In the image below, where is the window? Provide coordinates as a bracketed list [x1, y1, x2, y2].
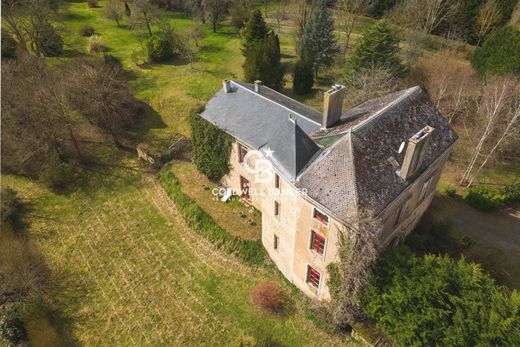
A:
[313, 208, 329, 226]
[418, 176, 433, 203]
[273, 234, 279, 250]
[274, 201, 280, 218]
[310, 230, 326, 255]
[238, 144, 248, 163]
[240, 176, 251, 202]
[394, 204, 405, 226]
[274, 174, 280, 189]
[306, 265, 321, 289]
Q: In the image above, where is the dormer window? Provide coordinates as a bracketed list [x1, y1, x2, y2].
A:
[313, 208, 329, 226]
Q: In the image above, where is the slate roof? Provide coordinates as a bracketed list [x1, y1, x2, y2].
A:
[201, 81, 458, 222]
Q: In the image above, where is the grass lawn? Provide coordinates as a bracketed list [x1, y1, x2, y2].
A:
[172, 162, 262, 240]
[1, 169, 352, 346]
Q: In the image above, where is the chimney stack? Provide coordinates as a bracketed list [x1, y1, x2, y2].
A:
[399, 126, 435, 180]
[223, 79, 231, 93]
[254, 80, 262, 93]
[322, 84, 346, 128]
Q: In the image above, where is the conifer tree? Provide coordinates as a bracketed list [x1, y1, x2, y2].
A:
[242, 11, 284, 89]
[297, 0, 339, 77]
[293, 59, 314, 95]
[345, 22, 405, 78]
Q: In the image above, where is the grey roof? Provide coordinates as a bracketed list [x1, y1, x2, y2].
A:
[200, 81, 320, 150]
[260, 117, 320, 179]
[297, 86, 458, 220]
[201, 81, 458, 222]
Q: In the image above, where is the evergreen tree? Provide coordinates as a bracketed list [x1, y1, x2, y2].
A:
[244, 32, 284, 90]
[345, 22, 405, 78]
[471, 26, 520, 77]
[242, 11, 284, 90]
[293, 59, 314, 95]
[241, 9, 269, 51]
[298, 0, 339, 77]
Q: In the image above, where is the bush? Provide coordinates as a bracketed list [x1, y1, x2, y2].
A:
[471, 26, 520, 76]
[158, 165, 266, 265]
[464, 185, 505, 211]
[189, 108, 232, 182]
[362, 246, 520, 346]
[146, 36, 173, 62]
[1, 34, 17, 58]
[232, 336, 257, 347]
[79, 25, 95, 37]
[87, 35, 106, 53]
[292, 60, 314, 95]
[502, 183, 520, 204]
[87, 0, 98, 7]
[251, 282, 284, 313]
[0, 308, 27, 346]
[37, 24, 63, 57]
[1, 187, 24, 227]
[103, 53, 122, 69]
[445, 185, 457, 198]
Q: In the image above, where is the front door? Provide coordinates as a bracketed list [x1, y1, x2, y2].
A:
[240, 176, 251, 202]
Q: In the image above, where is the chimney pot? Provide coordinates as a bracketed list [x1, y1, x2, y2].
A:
[322, 84, 346, 129]
[223, 79, 231, 93]
[254, 80, 262, 93]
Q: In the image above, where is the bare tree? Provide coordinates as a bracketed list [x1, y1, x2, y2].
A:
[131, 0, 160, 37]
[476, 0, 501, 46]
[344, 64, 400, 107]
[203, 0, 230, 32]
[460, 76, 520, 186]
[337, 0, 372, 53]
[329, 210, 380, 326]
[294, 0, 316, 42]
[387, 0, 457, 35]
[179, 23, 205, 68]
[103, 0, 124, 26]
[273, 0, 286, 33]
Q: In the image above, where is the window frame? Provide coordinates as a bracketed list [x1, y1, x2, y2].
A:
[273, 234, 279, 251]
[309, 230, 326, 256]
[394, 203, 405, 227]
[312, 208, 329, 227]
[418, 176, 433, 203]
[274, 200, 280, 218]
[306, 265, 321, 290]
[238, 144, 248, 164]
[274, 173, 280, 190]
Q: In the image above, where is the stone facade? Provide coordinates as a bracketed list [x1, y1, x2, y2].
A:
[222, 141, 453, 301]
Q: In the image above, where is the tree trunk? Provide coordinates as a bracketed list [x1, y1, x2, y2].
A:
[144, 12, 153, 36]
[67, 124, 82, 159]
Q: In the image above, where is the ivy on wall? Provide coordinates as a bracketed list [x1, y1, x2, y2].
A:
[189, 106, 233, 182]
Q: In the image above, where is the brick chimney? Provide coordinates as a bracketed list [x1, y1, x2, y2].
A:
[322, 84, 346, 128]
[399, 126, 435, 180]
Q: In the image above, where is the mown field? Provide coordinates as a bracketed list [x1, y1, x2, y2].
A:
[2, 167, 352, 345]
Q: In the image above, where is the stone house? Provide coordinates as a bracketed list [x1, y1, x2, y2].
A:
[200, 80, 458, 300]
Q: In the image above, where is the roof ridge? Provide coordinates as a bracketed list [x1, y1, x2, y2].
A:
[233, 81, 321, 126]
[351, 86, 422, 132]
[346, 130, 359, 216]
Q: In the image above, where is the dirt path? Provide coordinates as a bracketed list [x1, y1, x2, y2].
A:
[429, 196, 520, 288]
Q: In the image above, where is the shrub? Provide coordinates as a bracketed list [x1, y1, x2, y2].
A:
[79, 25, 95, 37]
[1, 187, 23, 227]
[0, 308, 27, 346]
[37, 24, 63, 57]
[251, 282, 284, 313]
[103, 53, 122, 69]
[445, 185, 457, 197]
[189, 108, 232, 182]
[146, 36, 173, 62]
[1, 34, 17, 58]
[87, 35, 106, 53]
[232, 335, 257, 347]
[502, 183, 520, 204]
[87, 0, 98, 8]
[471, 26, 520, 76]
[292, 60, 314, 95]
[464, 185, 505, 211]
[362, 246, 520, 346]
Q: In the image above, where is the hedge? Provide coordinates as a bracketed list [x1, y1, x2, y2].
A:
[158, 164, 266, 265]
